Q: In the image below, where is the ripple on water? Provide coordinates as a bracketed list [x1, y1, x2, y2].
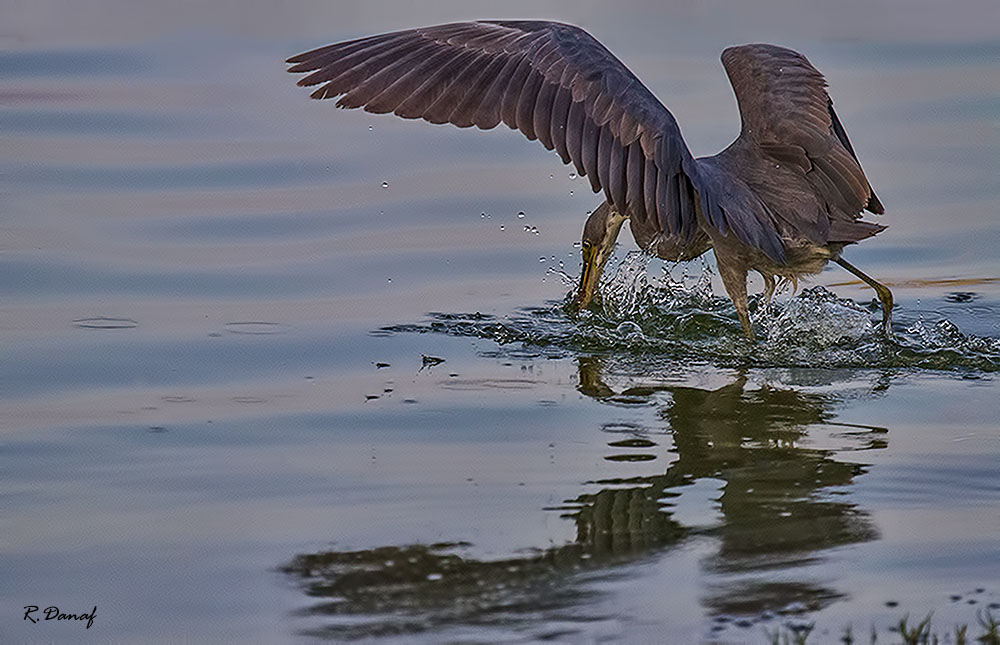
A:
[73, 316, 138, 329]
[222, 321, 291, 335]
[379, 253, 1000, 373]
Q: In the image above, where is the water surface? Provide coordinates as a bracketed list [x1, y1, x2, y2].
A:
[3, 1, 999, 641]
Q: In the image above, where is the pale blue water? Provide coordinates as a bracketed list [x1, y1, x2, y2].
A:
[3, 1, 999, 642]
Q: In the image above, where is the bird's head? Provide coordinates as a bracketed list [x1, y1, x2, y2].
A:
[574, 205, 626, 310]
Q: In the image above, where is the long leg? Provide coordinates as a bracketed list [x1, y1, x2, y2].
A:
[718, 261, 753, 340]
[834, 257, 893, 333]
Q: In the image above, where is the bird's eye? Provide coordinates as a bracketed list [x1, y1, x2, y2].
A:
[581, 241, 593, 250]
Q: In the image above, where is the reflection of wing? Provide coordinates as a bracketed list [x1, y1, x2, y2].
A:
[721, 44, 884, 244]
[287, 21, 782, 258]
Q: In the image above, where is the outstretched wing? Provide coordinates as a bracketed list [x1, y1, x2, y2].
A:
[721, 44, 883, 244]
[287, 21, 785, 260]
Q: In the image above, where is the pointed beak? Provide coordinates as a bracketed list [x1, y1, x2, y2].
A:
[574, 244, 600, 310]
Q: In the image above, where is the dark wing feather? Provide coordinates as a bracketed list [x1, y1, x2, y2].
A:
[288, 21, 783, 259]
[720, 44, 883, 245]
[828, 98, 883, 214]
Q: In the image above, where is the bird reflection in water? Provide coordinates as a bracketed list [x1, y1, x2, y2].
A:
[281, 359, 887, 637]
[579, 357, 887, 618]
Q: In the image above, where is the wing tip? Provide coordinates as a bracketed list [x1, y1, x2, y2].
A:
[310, 85, 341, 101]
[866, 191, 885, 215]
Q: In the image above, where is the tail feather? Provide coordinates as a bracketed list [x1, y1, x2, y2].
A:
[828, 218, 886, 243]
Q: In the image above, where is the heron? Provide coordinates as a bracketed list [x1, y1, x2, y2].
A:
[286, 20, 893, 339]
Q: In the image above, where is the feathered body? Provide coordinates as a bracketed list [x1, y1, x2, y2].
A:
[287, 21, 891, 336]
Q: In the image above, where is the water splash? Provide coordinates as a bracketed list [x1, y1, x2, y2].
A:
[380, 256, 1000, 373]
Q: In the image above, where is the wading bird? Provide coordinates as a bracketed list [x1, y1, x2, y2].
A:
[287, 21, 892, 338]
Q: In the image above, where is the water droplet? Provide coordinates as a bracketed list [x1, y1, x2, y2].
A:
[499, 225, 505, 231]
[387, 277, 392, 283]
[573, 241, 582, 249]
[517, 211, 525, 218]
[381, 181, 389, 189]
[569, 190, 574, 196]
[549, 173, 554, 179]
[539, 257, 546, 262]
[569, 172, 577, 180]
[480, 212, 486, 219]
[368, 125, 374, 131]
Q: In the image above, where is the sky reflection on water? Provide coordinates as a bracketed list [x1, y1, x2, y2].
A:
[2, 1, 999, 641]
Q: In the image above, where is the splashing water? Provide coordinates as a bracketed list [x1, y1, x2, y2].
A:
[381, 253, 1000, 372]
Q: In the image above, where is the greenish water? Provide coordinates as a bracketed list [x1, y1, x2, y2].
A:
[2, 1, 999, 642]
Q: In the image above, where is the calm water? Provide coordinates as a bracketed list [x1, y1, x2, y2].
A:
[3, 1, 1000, 642]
